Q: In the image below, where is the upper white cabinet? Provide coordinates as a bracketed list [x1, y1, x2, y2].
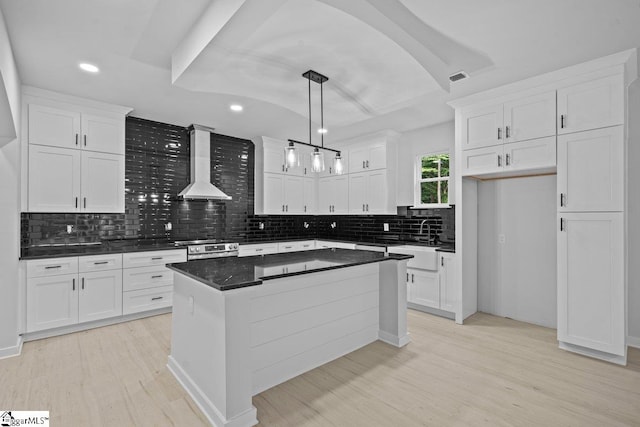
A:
[557, 75, 624, 135]
[22, 87, 131, 213]
[461, 91, 555, 151]
[318, 175, 349, 214]
[261, 173, 311, 215]
[348, 170, 393, 214]
[557, 126, 623, 212]
[349, 141, 387, 172]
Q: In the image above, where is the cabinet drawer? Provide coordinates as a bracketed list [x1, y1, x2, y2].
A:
[26, 257, 79, 278]
[79, 253, 123, 272]
[123, 265, 174, 291]
[239, 244, 278, 257]
[123, 286, 173, 315]
[122, 249, 186, 268]
[278, 240, 315, 253]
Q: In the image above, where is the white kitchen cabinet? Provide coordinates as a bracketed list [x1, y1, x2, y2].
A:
[122, 249, 186, 269]
[349, 141, 387, 172]
[123, 285, 173, 315]
[78, 269, 123, 323]
[262, 173, 309, 214]
[81, 113, 125, 155]
[78, 253, 123, 273]
[80, 151, 125, 213]
[315, 240, 357, 250]
[263, 140, 288, 174]
[557, 75, 624, 135]
[557, 212, 624, 356]
[461, 92, 555, 151]
[284, 176, 305, 214]
[557, 126, 623, 212]
[318, 175, 349, 214]
[123, 265, 174, 291]
[28, 104, 81, 150]
[303, 178, 316, 214]
[28, 145, 81, 212]
[239, 243, 279, 257]
[348, 170, 392, 214]
[407, 268, 440, 309]
[348, 172, 367, 214]
[277, 240, 315, 253]
[439, 252, 457, 313]
[26, 273, 78, 332]
[460, 144, 504, 176]
[263, 173, 285, 214]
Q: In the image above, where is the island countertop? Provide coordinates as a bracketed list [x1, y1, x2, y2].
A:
[166, 248, 413, 291]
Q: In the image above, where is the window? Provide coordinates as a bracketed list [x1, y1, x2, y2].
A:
[415, 153, 450, 207]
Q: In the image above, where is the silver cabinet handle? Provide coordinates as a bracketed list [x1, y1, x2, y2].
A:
[75, 133, 79, 145]
[560, 218, 565, 231]
[329, 167, 332, 174]
[151, 275, 163, 279]
[362, 160, 366, 169]
[497, 127, 502, 140]
[411, 274, 415, 283]
[497, 155, 502, 167]
[286, 205, 288, 212]
[366, 160, 369, 168]
[363, 204, 365, 212]
[81, 277, 85, 290]
[406, 273, 409, 282]
[151, 257, 163, 260]
[72, 278, 75, 291]
[304, 167, 307, 174]
[151, 296, 163, 301]
[505, 153, 510, 166]
[304, 205, 307, 212]
[560, 114, 565, 129]
[560, 193, 566, 207]
[441, 256, 444, 267]
[94, 261, 109, 265]
[75, 197, 78, 208]
[505, 126, 510, 139]
[255, 248, 263, 252]
[366, 204, 369, 211]
[84, 134, 87, 146]
[45, 265, 62, 269]
[84, 197, 87, 208]
[282, 165, 285, 172]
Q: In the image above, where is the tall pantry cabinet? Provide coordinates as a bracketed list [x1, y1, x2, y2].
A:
[450, 49, 637, 365]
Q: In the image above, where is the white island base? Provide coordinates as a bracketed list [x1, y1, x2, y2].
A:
[167, 260, 410, 427]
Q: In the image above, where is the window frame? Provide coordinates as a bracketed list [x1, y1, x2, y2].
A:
[414, 151, 451, 208]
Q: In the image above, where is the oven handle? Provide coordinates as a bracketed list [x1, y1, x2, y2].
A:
[187, 251, 239, 261]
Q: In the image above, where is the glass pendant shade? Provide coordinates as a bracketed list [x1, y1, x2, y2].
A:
[310, 148, 325, 173]
[284, 142, 299, 168]
[333, 153, 344, 175]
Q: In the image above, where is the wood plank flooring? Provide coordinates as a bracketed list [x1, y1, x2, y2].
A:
[1, 310, 639, 426]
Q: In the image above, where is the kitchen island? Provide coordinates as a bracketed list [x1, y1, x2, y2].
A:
[166, 248, 413, 427]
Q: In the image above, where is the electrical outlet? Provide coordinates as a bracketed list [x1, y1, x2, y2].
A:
[259, 222, 265, 230]
[66, 225, 74, 234]
[164, 222, 172, 231]
[498, 234, 506, 244]
[383, 223, 389, 232]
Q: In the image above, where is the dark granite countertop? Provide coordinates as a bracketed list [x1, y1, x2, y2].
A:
[20, 239, 183, 260]
[167, 248, 413, 291]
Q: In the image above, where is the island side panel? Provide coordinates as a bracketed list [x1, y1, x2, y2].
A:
[168, 273, 257, 427]
[378, 259, 411, 347]
[249, 263, 380, 395]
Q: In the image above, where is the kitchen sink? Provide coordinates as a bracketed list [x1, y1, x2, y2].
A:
[387, 245, 438, 270]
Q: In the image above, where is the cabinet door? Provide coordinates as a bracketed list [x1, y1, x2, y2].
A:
[333, 175, 350, 214]
[263, 173, 285, 214]
[28, 104, 81, 149]
[460, 103, 503, 150]
[349, 146, 369, 172]
[460, 145, 503, 177]
[367, 144, 387, 170]
[408, 269, 440, 309]
[557, 126, 623, 212]
[503, 136, 556, 173]
[349, 172, 368, 214]
[439, 253, 456, 313]
[557, 212, 624, 356]
[263, 143, 286, 174]
[284, 175, 304, 214]
[557, 75, 624, 134]
[366, 170, 388, 214]
[303, 178, 316, 214]
[26, 273, 78, 332]
[81, 151, 125, 213]
[79, 270, 123, 323]
[28, 145, 81, 212]
[81, 114, 125, 155]
[503, 91, 556, 143]
[318, 177, 333, 214]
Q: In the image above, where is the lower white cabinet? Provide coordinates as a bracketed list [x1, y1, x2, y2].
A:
[277, 240, 315, 253]
[557, 212, 625, 356]
[26, 273, 79, 332]
[439, 253, 457, 313]
[123, 286, 173, 315]
[407, 268, 440, 309]
[315, 240, 357, 250]
[78, 270, 123, 323]
[239, 243, 279, 257]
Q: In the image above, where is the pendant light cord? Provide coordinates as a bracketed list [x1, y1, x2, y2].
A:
[308, 75, 312, 146]
[320, 81, 324, 148]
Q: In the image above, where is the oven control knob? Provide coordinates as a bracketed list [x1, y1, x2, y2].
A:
[231, 244, 238, 250]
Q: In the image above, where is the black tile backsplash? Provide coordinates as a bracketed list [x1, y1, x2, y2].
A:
[22, 117, 454, 249]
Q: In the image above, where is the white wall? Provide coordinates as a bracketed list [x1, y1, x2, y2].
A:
[477, 175, 557, 329]
[628, 78, 640, 344]
[0, 5, 22, 357]
[396, 121, 454, 206]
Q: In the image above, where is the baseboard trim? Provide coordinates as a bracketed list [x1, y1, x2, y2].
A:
[408, 303, 455, 320]
[628, 336, 640, 349]
[559, 341, 626, 366]
[378, 330, 411, 348]
[0, 336, 23, 360]
[167, 356, 258, 427]
[23, 307, 172, 342]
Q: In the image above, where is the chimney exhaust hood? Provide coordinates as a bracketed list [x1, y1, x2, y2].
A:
[178, 124, 232, 200]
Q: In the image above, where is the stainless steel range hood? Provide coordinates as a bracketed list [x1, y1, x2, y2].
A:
[178, 124, 232, 200]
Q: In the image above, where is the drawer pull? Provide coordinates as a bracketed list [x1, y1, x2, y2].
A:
[151, 257, 163, 260]
[151, 275, 163, 279]
[45, 265, 62, 269]
[151, 296, 164, 301]
[94, 261, 109, 265]
[255, 248, 263, 252]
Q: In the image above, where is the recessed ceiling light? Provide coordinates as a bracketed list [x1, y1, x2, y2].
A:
[79, 63, 99, 73]
[230, 104, 243, 112]
[317, 128, 328, 134]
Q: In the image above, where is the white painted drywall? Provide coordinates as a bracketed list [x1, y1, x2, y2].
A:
[396, 121, 455, 206]
[477, 175, 557, 329]
[0, 5, 21, 357]
[627, 78, 640, 344]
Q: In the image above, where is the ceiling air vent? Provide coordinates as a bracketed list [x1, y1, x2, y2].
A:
[449, 71, 469, 82]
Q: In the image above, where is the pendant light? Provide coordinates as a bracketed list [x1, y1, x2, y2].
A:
[284, 141, 299, 168]
[288, 69, 343, 175]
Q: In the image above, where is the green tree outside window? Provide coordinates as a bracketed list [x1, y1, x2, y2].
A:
[416, 154, 449, 206]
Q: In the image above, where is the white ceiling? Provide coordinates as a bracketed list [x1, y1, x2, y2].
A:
[1, 0, 640, 142]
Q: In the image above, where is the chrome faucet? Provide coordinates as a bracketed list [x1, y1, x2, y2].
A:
[419, 219, 431, 242]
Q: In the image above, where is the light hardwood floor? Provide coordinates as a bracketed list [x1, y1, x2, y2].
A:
[1, 311, 639, 426]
